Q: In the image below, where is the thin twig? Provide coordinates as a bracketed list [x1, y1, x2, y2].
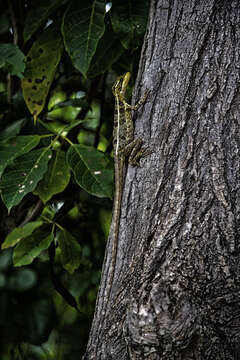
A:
[8, 1, 18, 45]
[19, 199, 44, 227]
[7, 1, 19, 104]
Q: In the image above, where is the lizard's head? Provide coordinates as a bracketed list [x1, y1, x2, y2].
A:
[112, 72, 131, 96]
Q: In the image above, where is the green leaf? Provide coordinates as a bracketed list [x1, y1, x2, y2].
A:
[58, 229, 81, 274]
[34, 150, 71, 203]
[2, 221, 43, 249]
[0, 148, 52, 212]
[42, 118, 90, 135]
[23, 0, 67, 43]
[88, 19, 125, 78]
[0, 119, 27, 141]
[50, 98, 89, 110]
[0, 43, 25, 78]
[13, 230, 54, 266]
[21, 22, 63, 122]
[63, 118, 89, 132]
[111, 0, 149, 49]
[67, 144, 114, 199]
[0, 135, 40, 177]
[62, 0, 106, 76]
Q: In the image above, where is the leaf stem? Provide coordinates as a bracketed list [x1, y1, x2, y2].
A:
[40, 214, 65, 231]
[39, 134, 55, 139]
[61, 135, 74, 146]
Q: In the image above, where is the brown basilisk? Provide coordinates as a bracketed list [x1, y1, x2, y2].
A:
[108, 72, 148, 301]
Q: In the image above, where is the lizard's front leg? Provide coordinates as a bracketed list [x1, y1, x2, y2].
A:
[124, 90, 149, 111]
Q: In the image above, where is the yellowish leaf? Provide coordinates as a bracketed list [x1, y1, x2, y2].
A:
[21, 22, 63, 122]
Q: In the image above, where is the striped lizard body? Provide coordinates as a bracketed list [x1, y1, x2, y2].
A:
[107, 72, 148, 301]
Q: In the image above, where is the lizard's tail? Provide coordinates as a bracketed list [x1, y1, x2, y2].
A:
[107, 157, 125, 299]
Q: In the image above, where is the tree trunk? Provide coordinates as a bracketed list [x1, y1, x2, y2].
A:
[84, 0, 240, 359]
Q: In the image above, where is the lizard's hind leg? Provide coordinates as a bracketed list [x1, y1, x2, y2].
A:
[122, 138, 144, 166]
[123, 138, 152, 166]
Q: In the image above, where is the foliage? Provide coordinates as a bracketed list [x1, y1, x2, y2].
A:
[0, 0, 149, 358]
[0, 43, 25, 78]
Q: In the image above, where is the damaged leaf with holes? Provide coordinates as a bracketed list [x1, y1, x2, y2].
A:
[21, 22, 63, 122]
[0, 135, 40, 177]
[0, 148, 52, 212]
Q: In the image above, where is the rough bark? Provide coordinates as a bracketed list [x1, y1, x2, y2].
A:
[84, 0, 240, 359]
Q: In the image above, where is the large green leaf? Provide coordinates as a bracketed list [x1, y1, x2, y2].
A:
[23, 0, 67, 43]
[62, 0, 106, 76]
[0, 148, 52, 212]
[34, 150, 71, 203]
[0, 135, 40, 177]
[67, 144, 114, 199]
[87, 19, 125, 78]
[2, 221, 43, 249]
[111, 0, 149, 49]
[0, 43, 25, 78]
[0, 118, 27, 141]
[13, 230, 54, 266]
[57, 229, 81, 274]
[21, 22, 63, 122]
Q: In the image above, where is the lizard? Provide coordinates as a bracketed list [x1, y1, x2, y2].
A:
[107, 71, 148, 303]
